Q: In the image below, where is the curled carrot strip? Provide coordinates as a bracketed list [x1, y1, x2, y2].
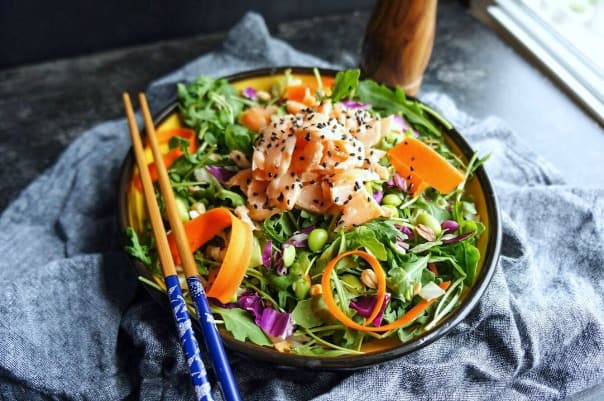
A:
[321, 251, 387, 329]
[322, 251, 450, 332]
[387, 136, 464, 195]
[134, 128, 197, 191]
[167, 207, 253, 304]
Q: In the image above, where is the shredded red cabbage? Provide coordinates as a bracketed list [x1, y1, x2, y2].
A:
[237, 291, 264, 321]
[273, 250, 286, 275]
[392, 115, 419, 137]
[300, 225, 316, 234]
[396, 237, 410, 250]
[262, 241, 272, 268]
[340, 100, 370, 109]
[238, 291, 293, 339]
[257, 308, 294, 339]
[242, 87, 257, 100]
[392, 173, 407, 191]
[441, 220, 460, 233]
[442, 231, 473, 244]
[206, 166, 235, 182]
[349, 293, 391, 327]
[288, 232, 309, 248]
[396, 224, 414, 241]
[373, 190, 384, 204]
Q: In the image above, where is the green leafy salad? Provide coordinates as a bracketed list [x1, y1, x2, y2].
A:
[125, 68, 487, 356]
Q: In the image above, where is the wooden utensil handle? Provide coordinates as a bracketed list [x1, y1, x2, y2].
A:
[361, 0, 437, 96]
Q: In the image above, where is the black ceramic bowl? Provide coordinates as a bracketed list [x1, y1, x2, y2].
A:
[117, 67, 501, 370]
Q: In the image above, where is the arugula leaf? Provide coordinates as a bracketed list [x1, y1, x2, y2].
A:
[357, 80, 441, 137]
[216, 188, 245, 207]
[262, 213, 294, 244]
[291, 298, 324, 328]
[454, 242, 480, 286]
[386, 255, 428, 299]
[211, 306, 271, 346]
[224, 124, 253, 155]
[168, 136, 191, 154]
[178, 76, 247, 154]
[330, 69, 360, 102]
[124, 228, 151, 265]
[348, 226, 388, 261]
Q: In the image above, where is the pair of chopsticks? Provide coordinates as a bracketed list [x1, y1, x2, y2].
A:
[123, 93, 241, 401]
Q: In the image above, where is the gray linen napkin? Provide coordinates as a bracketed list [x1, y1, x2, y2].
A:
[1, 12, 603, 401]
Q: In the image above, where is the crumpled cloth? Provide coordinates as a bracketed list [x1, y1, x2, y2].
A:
[1, 12, 603, 401]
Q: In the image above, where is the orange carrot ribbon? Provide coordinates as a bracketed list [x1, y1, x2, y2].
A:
[322, 249, 450, 332]
[134, 128, 197, 191]
[387, 136, 464, 195]
[167, 207, 253, 304]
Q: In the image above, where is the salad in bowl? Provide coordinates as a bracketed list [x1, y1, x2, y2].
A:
[120, 67, 498, 367]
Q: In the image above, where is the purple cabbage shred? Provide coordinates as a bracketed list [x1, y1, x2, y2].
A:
[441, 220, 460, 233]
[392, 114, 419, 137]
[237, 291, 264, 321]
[206, 166, 235, 182]
[262, 241, 272, 268]
[396, 224, 414, 241]
[288, 232, 309, 248]
[373, 190, 384, 204]
[349, 293, 392, 327]
[340, 100, 370, 109]
[237, 291, 294, 339]
[257, 308, 294, 339]
[442, 231, 474, 244]
[242, 87, 257, 100]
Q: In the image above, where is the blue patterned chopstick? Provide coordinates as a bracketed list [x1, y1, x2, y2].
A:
[187, 275, 242, 401]
[137, 93, 242, 401]
[166, 275, 214, 401]
[123, 93, 215, 401]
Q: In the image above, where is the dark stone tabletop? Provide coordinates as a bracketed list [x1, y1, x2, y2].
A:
[0, 2, 603, 398]
[0, 1, 602, 212]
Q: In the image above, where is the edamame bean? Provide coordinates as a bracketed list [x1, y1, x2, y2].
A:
[382, 193, 402, 206]
[416, 211, 441, 235]
[308, 228, 328, 252]
[341, 274, 363, 294]
[282, 244, 296, 267]
[175, 196, 190, 222]
[292, 276, 311, 300]
[382, 205, 399, 218]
